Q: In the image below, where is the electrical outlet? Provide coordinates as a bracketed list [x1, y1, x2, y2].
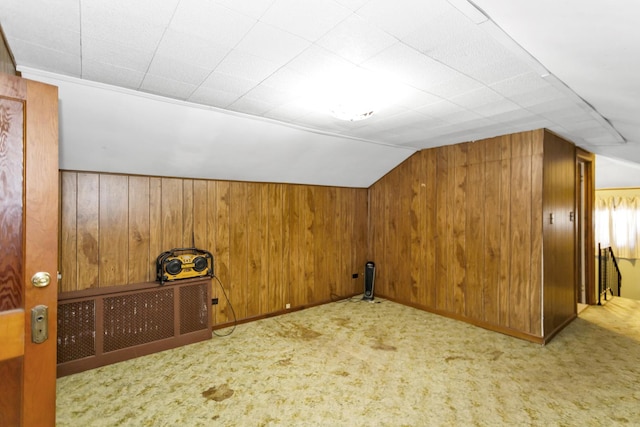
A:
[285, 303, 290, 309]
[352, 273, 359, 279]
[211, 298, 219, 305]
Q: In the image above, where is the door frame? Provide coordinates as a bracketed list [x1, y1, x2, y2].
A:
[576, 148, 595, 305]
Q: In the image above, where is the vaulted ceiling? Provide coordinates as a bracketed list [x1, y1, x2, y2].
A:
[1, 0, 638, 187]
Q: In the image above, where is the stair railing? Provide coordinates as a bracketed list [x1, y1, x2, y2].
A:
[598, 243, 622, 304]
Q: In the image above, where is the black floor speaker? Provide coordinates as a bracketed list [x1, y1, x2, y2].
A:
[363, 261, 375, 301]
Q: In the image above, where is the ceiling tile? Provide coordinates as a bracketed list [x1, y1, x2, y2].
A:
[146, 55, 213, 86]
[81, 3, 167, 51]
[188, 86, 240, 108]
[362, 43, 458, 92]
[214, 50, 281, 83]
[82, 60, 145, 90]
[263, 100, 317, 122]
[242, 83, 294, 106]
[213, 0, 274, 20]
[140, 74, 198, 99]
[450, 87, 504, 109]
[490, 72, 549, 98]
[1, 0, 80, 31]
[316, 14, 397, 64]
[391, 85, 443, 110]
[424, 74, 483, 99]
[82, 37, 154, 72]
[356, 0, 451, 39]
[283, 45, 355, 83]
[155, 29, 230, 70]
[1, 14, 80, 56]
[235, 22, 311, 64]
[228, 96, 276, 116]
[260, 0, 352, 41]
[200, 72, 258, 95]
[7, 38, 81, 76]
[88, 0, 180, 26]
[169, 0, 256, 46]
[333, 0, 371, 12]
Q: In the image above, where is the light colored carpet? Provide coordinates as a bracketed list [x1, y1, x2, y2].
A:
[56, 297, 640, 426]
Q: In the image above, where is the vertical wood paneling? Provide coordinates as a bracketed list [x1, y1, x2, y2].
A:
[509, 154, 531, 332]
[99, 175, 129, 287]
[229, 182, 247, 319]
[303, 187, 316, 303]
[76, 173, 100, 288]
[192, 180, 208, 249]
[59, 172, 77, 292]
[498, 139, 512, 326]
[148, 178, 162, 281]
[246, 183, 263, 317]
[434, 146, 451, 312]
[423, 149, 437, 308]
[484, 157, 501, 325]
[182, 180, 194, 247]
[128, 176, 150, 284]
[267, 184, 284, 312]
[367, 129, 576, 341]
[161, 178, 183, 250]
[59, 171, 369, 326]
[466, 141, 485, 320]
[288, 186, 302, 307]
[452, 144, 467, 316]
[530, 136, 544, 336]
[409, 154, 423, 303]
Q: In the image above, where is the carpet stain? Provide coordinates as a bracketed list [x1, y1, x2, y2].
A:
[202, 384, 234, 402]
[371, 342, 397, 351]
[277, 322, 322, 340]
[277, 358, 292, 366]
[332, 317, 350, 328]
[333, 370, 350, 377]
[444, 355, 472, 363]
[488, 350, 503, 361]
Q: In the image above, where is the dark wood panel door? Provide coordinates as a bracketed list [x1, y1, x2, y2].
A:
[0, 74, 58, 426]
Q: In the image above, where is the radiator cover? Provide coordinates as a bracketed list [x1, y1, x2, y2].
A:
[57, 278, 211, 377]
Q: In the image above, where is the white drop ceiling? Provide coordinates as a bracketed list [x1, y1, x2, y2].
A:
[1, 0, 638, 187]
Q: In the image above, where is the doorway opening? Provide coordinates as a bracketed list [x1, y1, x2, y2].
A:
[576, 149, 596, 306]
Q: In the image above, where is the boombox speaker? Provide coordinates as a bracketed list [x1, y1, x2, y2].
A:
[363, 261, 375, 301]
[156, 247, 214, 285]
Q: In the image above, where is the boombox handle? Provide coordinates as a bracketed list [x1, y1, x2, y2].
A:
[156, 247, 215, 285]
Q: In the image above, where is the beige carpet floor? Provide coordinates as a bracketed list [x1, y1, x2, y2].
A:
[56, 297, 640, 426]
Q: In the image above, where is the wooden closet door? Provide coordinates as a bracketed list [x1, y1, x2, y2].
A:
[0, 74, 58, 426]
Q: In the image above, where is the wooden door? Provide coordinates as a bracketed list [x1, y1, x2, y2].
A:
[0, 74, 58, 425]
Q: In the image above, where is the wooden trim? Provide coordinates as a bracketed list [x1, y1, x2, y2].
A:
[378, 293, 545, 345]
[211, 292, 361, 330]
[576, 148, 596, 305]
[541, 313, 577, 345]
[0, 310, 25, 361]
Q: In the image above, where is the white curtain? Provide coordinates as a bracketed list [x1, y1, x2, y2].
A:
[595, 196, 640, 259]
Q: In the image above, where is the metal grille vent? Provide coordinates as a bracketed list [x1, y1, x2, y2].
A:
[57, 300, 96, 363]
[103, 288, 174, 353]
[180, 282, 208, 334]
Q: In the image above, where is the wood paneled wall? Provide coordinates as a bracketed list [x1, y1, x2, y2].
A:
[369, 130, 547, 339]
[542, 132, 576, 336]
[59, 172, 368, 325]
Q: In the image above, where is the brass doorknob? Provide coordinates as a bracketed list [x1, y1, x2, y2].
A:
[31, 272, 51, 288]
